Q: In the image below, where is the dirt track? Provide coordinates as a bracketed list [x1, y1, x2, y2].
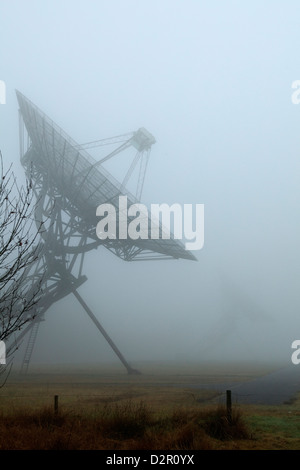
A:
[190, 364, 300, 405]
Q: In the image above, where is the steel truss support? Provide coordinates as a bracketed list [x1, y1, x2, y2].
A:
[20, 317, 44, 374]
[13, 178, 139, 373]
[15, 100, 157, 374]
[72, 290, 140, 375]
[16, 260, 139, 374]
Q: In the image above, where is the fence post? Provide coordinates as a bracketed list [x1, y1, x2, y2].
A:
[54, 395, 59, 414]
[226, 390, 232, 424]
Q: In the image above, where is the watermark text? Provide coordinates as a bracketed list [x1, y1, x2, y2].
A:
[291, 340, 300, 364]
[96, 196, 204, 251]
[0, 340, 6, 365]
[0, 80, 6, 104]
[291, 80, 300, 104]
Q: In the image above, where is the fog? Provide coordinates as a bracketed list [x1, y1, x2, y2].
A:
[1, 1, 300, 369]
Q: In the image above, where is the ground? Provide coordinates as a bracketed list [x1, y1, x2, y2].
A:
[0, 360, 299, 450]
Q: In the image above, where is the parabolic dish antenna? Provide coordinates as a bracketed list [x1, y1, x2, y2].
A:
[11, 90, 196, 374]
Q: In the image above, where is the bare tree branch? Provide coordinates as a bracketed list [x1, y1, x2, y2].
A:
[0, 151, 44, 347]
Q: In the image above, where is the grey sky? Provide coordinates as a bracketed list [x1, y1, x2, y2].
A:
[1, 1, 300, 367]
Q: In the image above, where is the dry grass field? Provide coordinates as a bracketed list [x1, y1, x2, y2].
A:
[0, 361, 299, 450]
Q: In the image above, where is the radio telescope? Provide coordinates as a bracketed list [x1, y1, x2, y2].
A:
[11, 91, 196, 374]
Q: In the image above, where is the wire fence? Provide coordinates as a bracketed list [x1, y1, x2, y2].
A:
[0, 386, 298, 411]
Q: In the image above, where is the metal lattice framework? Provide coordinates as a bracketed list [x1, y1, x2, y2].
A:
[10, 91, 196, 374]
